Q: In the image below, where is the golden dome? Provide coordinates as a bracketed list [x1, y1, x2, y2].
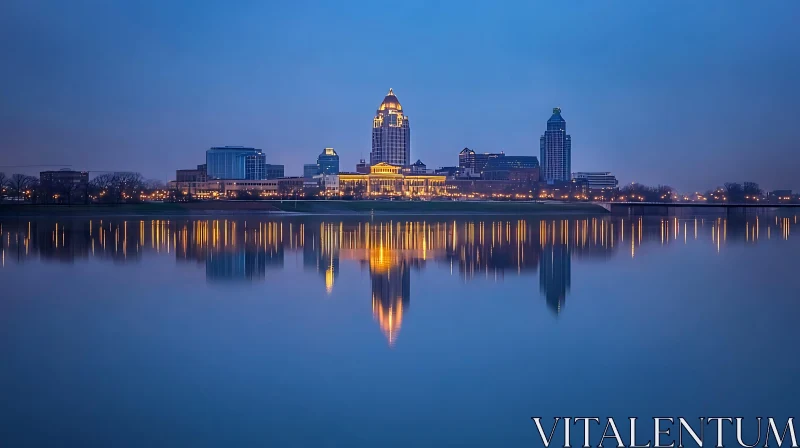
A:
[378, 88, 402, 111]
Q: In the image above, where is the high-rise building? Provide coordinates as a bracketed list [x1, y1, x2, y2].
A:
[206, 146, 266, 180]
[371, 88, 411, 167]
[317, 147, 340, 174]
[539, 108, 572, 182]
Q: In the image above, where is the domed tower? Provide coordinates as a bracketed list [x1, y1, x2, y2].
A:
[371, 88, 411, 167]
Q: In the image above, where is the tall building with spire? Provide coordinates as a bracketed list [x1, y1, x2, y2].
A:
[371, 88, 411, 167]
[539, 108, 571, 182]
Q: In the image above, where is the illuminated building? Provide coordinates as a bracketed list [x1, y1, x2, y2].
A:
[481, 156, 539, 181]
[338, 163, 446, 197]
[317, 147, 340, 174]
[371, 88, 411, 167]
[206, 146, 266, 180]
[458, 148, 503, 177]
[539, 108, 572, 182]
[572, 172, 618, 190]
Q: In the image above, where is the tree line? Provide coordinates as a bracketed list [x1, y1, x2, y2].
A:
[0, 171, 165, 205]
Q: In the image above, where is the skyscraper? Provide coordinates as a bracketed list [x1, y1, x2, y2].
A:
[539, 108, 572, 182]
[317, 147, 340, 174]
[371, 88, 411, 167]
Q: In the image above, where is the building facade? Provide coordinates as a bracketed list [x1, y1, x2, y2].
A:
[458, 148, 503, 177]
[265, 164, 284, 179]
[339, 163, 445, 197]
[572, 172, 618, 190]
[356, 159, 370, 174]
[206, 146, 265, 180]
[539, 108, 572, 182]
[371, 88, 411, 167]
[176, 164, 207, 183]
[39, 169, 89, 203]
[304, 163, 320, 178]
[317, 147, 340, 174]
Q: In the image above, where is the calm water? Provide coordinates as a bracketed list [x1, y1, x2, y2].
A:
[1, 213, 798, 447]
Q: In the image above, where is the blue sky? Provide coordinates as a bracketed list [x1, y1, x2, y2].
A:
[1, 0, 798, 192]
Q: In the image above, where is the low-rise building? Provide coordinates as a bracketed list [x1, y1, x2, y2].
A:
[572, 172, 618, 190]
[39, 169, 90, 203]
[338, 162, 445, 198]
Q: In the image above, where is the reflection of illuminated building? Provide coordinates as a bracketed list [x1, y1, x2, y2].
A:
[304, 223, 340, 293]
[539, 244, 570, 315]
[175, 220, 284, 282]
[370, 257, 411, 346]
[5, 215, 794, 331]
[538, 220, 572, 315]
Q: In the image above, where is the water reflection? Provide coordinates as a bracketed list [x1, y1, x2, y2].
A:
[1, 214, 797, 344]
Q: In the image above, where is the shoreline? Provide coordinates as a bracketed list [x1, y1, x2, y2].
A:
[0, 200, 609, 218]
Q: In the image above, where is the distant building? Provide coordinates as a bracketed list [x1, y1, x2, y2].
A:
[277, 177, 305, 195]
[434, 166, 459, 177]
[482, 156, 539, 182]
[313, 173, 340, 193]
[206, 146, 266, 180]
[265, 164, 284, 180]
[410, 159, 427, 174]
[540, 108, 571, 182]
[371, 88, 411, 167]
[175, 164, 207, 183]
[317, 147, 340, 174]
[572, 172, 618, 190]
[484, 156, 539, 170]
[458, 148, 504, 176]
[39, 169, 89, 203]
[356, 159, 370, 174]
[304, 163, 320, 178]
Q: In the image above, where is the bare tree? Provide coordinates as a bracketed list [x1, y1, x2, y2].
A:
[6, 174, 37, 201]
[57, 179, 85, 205]
[724, 182, 744, 203]
[90, 173, 116, 203]
[117, 172, 144, 202]
[89, 172, 144, 203]
[144, 179, 165, 191]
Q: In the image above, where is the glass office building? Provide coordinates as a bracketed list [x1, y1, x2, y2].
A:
[539, 108, 572, 182]
[206, 146, 266, 180]
[317, 147, 340, 174]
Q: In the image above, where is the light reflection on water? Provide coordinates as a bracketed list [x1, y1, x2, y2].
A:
[0, 213, 799, 446]
[1, 214, 798, 341]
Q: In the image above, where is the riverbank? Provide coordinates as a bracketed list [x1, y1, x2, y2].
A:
[0, 200, 608, 217]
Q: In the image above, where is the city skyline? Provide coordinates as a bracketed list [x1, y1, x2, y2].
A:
[1, 1, 799, 192]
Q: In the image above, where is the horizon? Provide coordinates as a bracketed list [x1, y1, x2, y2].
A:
[1, 1, 799, 192]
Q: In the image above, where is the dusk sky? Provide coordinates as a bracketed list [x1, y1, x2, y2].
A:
[1, 0, 798, 192]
